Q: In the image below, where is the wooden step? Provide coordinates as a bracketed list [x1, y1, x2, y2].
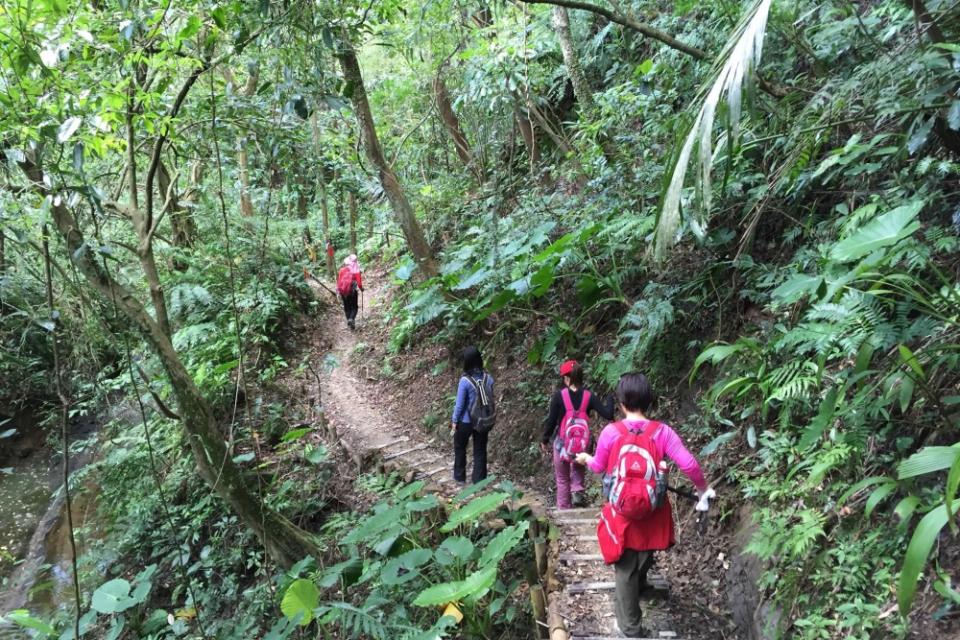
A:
[559, 553, 604, 563]
[372, 436, 410, 450]
[555, 518, 598, 526]
[382, 442, 432, 460]
[549, 507, 601, 517]
[417, 466, 448, 478]
[567, 574, 669, 594]
[572, 633, 678, 640]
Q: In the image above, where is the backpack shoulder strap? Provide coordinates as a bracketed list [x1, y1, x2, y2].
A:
[560, 388, 574, 413]
[578, 389, 591, 413]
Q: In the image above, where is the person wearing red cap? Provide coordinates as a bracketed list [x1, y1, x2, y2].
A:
[541, 360, 615, 509]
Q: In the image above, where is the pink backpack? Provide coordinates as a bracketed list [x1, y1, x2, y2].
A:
[558, 389, 591, 462]
[607, 421, 664, 521]
[336, 267, 355, 296]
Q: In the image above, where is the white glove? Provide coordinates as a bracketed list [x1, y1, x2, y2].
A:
[695, 487, 715, 512]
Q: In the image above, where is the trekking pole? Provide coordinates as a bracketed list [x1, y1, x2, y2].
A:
[667, 485, 711, 535]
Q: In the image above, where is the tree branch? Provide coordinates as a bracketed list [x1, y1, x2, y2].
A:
[516, 0, 708, 60]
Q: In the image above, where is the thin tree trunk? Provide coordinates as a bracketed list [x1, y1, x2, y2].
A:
[227, 65, 260, 217]
[20, 158, 320, 569]
[434, 70, 483, 183]
[552, 6, 593, 111]
[157, 160, 196, 250]
[348, 190, 358, 254]
[515, 107, 539, 173]
[320, 180, 334, 279]
[337, 38, 438, 277]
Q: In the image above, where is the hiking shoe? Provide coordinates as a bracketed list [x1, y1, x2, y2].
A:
[347, 319, 355, 329]
[571, 491, 588, 508]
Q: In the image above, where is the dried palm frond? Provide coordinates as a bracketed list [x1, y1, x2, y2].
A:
[654, 0, 774, 259]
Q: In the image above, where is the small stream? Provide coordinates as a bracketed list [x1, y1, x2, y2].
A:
[0, 413, 98, 639]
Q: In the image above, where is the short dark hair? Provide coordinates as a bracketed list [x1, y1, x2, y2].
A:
[564, 362, 584, 387]
[616, 373, 653, 412]
[463, 346, 484, 373]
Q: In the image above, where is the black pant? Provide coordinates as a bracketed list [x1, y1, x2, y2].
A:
[453, 422, 488, 483]
[341, 290, 359, 322]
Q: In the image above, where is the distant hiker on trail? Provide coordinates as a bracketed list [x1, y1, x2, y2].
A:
[450, 346, 496, 485]
[336, 254, 363, 329]
[541, 360, 614, 509]
[575, 373, 715, 638]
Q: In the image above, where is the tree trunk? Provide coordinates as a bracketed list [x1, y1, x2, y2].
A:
[337, 38, 438, 277]
[433, 70, 483, 183]
[157, 160, 196, 250]
[348, 190, 358, 254]
[552, 6, 593, 111]
[515, 107, 539, 172]
[237, 142, 254, 217]
[20, 158, 320, 569]
[228, 65, 260, 218]
[320, 180, 334, 279]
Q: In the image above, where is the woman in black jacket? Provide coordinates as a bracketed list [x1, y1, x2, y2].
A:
[541, 360, 614, 508]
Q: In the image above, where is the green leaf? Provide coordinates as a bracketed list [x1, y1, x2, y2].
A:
[897, 344, 925, 380]
[281, 427, 311, 443]
[436, 536, 475, 566]
[380, 548, 432, 586]
[948, 101, 960, 131]
[210, 7, 227, 29]
[405, 494, 439, 512]
[441, 492, 510, 532]
[413, 566, 497, 607]
[745, 425, 757, 449]
[701, 431, 736, 456]
[318, 556, 363, 589]
[452, 476, 496, 503]
[829, 201, 924, 262]
[91, 578, 136, 614]
[281, 579, 319, 626]
[2, 610, 55, 636]
[864, 482, 897, 517]
[479, 521, 528, 568]
[232, 452, 255, 463]
[798, 387, 838, 450]
[304, 444, 327, 465]
[837, 476, 892, 507]
[893, 496, 921, 525]
[898, 499, 960, 616]
[771, 274, 822, 306]
[57, 117, 81, 143]
[0, 428, 17, 439]
[898, 445, 960, 479]
[344, 504, 404, 544]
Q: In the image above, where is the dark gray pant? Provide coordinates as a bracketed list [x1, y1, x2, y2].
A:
[453, 421, 488, 483]
[615, 548, 653, 636]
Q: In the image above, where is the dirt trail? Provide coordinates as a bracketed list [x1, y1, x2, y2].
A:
[306, 274, 700, 640]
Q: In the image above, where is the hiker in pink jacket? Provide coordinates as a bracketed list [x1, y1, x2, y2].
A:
[541, 360, 614, 509]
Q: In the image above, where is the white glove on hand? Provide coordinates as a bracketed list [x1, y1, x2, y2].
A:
[695, 487, 716, 512]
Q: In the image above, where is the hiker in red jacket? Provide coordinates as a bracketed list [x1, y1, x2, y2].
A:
[336, 254, 363, 329]
[541, 360, 614, 509]
[575, 372, 715, 637]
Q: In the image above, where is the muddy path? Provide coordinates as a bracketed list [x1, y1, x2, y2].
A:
[300, 270, 725, 640]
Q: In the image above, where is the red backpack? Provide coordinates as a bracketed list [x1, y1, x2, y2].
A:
[557, 389, 591, 462]
[336, 268, 355, 296]
[605, 420, 664, 521]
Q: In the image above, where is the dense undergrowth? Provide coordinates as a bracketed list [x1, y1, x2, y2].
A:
[2, 0, 959, 638]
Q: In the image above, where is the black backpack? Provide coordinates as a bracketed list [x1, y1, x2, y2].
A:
[464, 373, 496, 433]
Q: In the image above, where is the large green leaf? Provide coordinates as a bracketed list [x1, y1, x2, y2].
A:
[436, 536, 475, 566]
[380, 548, 432, 586]
[91, 578, 137, 614]
[281, 579, 319, 626]
[898, 445, 960, 479]
[898, 499, 960, 616]
[479, 521, 528, 568]
[412, 565, 497, 607]
[2, 610, 55, 636]
[829, 201, 923, 262]
[441, 492, 510, 532]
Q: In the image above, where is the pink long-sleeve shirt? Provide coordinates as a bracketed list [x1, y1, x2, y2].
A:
[587, 419, 707, 491]
[587, 419, 707, 551]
